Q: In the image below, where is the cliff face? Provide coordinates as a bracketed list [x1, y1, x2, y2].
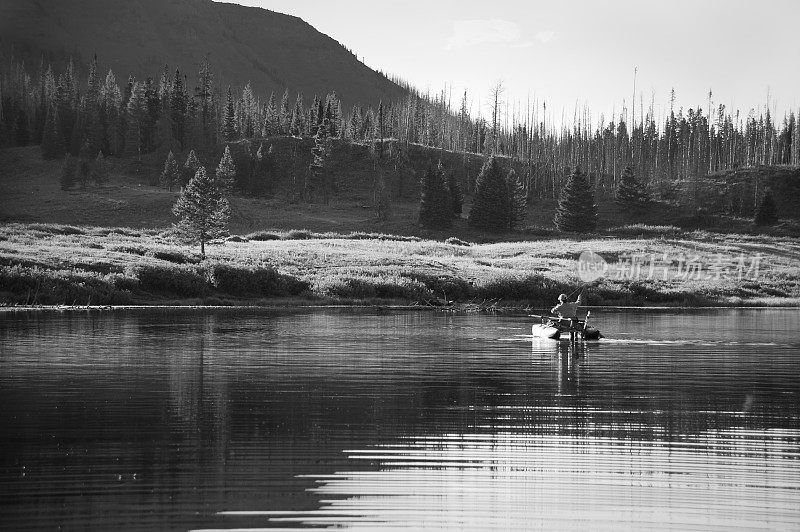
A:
[0, 0, 406, 108]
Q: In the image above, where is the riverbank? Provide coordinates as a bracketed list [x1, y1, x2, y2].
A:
[2, 223, 799, 308]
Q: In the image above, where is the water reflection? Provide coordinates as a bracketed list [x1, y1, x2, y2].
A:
[232, 425, 800, 530]
[1, 308, 799, 531]
[216, 336, 799, 530]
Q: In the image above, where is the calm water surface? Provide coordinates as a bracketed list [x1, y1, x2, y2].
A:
[0, 308, 798, 530]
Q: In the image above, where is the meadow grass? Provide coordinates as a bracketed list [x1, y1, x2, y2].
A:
[1, 222, 799, 307]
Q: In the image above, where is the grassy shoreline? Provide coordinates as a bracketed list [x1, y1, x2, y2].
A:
[2, 223, 799, 308]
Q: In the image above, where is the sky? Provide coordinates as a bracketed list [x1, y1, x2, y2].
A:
[219, 0, 799, 126]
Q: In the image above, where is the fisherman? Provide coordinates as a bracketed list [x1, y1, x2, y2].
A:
[551, 289, 584, 328]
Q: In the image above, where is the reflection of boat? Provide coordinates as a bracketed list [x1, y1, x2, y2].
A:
[530, 313, 603, 340]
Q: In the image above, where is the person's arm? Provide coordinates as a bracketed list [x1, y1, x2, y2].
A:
[551, 303, 560, 314]
[575, 290, 583, 305]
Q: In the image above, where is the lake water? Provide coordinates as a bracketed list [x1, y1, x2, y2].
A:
[1, 308, 799, 531]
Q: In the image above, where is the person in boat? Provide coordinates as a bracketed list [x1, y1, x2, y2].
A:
[550, 290, 583, 327]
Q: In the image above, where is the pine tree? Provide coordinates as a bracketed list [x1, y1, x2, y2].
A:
[331, 97, 342, 137]
[336, 100, 344, 137]
[507, 168, 527, 230]
[172, 166, 231, 257]
[324, 94, 339, 137]
[84, 55, 103, 154]
[289, 93, 305, 137]
[41, 106, 66, 159]
[348, 106, 362, 140]
[447, 171, 463, 218]
[554, 166, 598, 232]
[363, 108, 374, 139]
[754, 190, 779, 226]
[616, 165, 650, 212]
[307, 118, 333, 203]
[216, 145, 237, 193]
[125, 81, 148, 157]
[469, 156, 509, 232]
[55, 71, 76, 147]
[101, 70, 122, 155]
[308, 95, 321, 136]
[169, 69, 186, 147]
[195, 57, 216, 149]
[279, 88, 291, 134]
[316, 98, 326, 135]
[158, 65, 171, 112]
[240, 82, 256, 138]
[222, 86, 237, 141]
[92, 151, 108, 185]
[60, 154, 77, 190]
[161, 151, 180, 191]
[262, 92, 280, 136]
[182, 149, 201, 187]
[142, 77, 160, 153]
[419, 162, 452, 229]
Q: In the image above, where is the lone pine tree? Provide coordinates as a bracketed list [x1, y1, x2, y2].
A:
[469, 156, 509, 232]
[172, 166, 230, 257]
[554, 166, 597, 232]
[419, 162, 451, 229]
[754, 190, 779, 226]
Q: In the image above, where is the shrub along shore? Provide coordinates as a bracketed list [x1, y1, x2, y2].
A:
[1, 223, 799, 308]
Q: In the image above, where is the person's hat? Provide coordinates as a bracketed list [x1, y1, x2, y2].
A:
[558, 293, 567, 301]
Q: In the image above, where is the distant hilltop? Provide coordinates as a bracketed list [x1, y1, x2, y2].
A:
[0, 0, 407, 109]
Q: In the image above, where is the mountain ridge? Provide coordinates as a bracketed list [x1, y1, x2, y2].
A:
[0, 0, 407, 107]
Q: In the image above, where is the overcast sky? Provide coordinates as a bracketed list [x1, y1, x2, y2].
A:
[220, 0, 798, 125]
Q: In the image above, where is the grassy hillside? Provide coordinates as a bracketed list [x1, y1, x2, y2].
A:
[0, 0, 406, 108]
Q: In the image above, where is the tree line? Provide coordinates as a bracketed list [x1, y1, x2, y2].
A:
[0, 54, 793, 237]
